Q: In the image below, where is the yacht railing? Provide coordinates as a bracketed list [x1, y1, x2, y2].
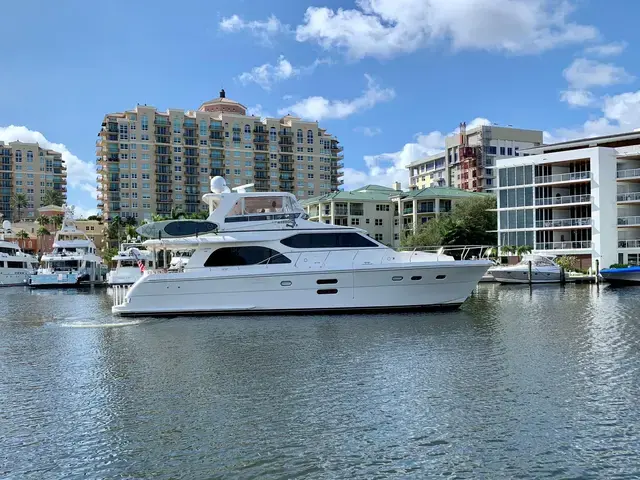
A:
[113, 285, 129, 307]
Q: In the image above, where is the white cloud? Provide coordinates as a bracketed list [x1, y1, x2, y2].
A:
[238, 56, 331, 90]
[246, 104, 272, 119]
[295, 0, 598, 59]
[282, 94, 294, 101]
[563, 58, 634, 90]
[219, 14, 289, 43]
[354, 126, 382, 137]
[584, 41, 627, 57]
[343, 117, 490, 190]
[73, 205, 99, 219]
[278, 74, 395, 121]
[559, 89, 596, 108]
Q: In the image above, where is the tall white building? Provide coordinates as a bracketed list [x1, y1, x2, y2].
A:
[495, 130, 640, 269]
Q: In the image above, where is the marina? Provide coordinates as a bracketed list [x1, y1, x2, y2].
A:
[1, 283, 639, 478]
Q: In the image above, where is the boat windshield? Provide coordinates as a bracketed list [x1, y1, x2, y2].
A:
[517, 256, 556, 267]
[0, 246, 17, 255]
[46, 260, 81, 271]
[229, 196, 298, 216]
[118, 260, 141, 267]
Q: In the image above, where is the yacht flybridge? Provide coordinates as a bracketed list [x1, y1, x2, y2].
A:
[112, 177, 492, 316]
[106, 243, 154, 286]
[30, 206, 104, 288]
[0, 221, 39, 286]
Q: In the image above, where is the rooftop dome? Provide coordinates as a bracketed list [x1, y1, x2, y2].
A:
[198, 89, 247, 115]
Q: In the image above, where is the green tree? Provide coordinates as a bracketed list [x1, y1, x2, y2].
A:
[42, 189, 64, 206]
[87, 215, 103, 222]
[51, 214, 64, 233]
[11, 193, 28, 221]
[500, 245, 515, 256]
[402, 195, 497, 247]
[516, 245, 533, 257]
[36, 226, 50, 252]
[16, 230, 29, 240]
[36, 215, 50, 227]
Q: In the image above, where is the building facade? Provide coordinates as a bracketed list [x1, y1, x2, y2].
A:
[407, 152, 447, 189]
[495, 131, 640, 269]
[446, 124, 542, 193]
[301, 183, 485, 247]
[0, 141, 67, 221]
[97, 90, 343, 222]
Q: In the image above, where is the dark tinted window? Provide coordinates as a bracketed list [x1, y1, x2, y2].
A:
[7, 261, 25, 269]
[164, 220, 218, 237]
[280, 233, 377, 249]
[204, 246, 290, 267]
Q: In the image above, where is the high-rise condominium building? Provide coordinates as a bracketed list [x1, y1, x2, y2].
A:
[0, 140, 67, 221]
[408, 124, 543, 193]
[96, 90, 344, 221]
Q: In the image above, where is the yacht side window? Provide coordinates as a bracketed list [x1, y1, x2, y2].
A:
[204, 246, 291, 267]
[280, 233, 378, 249]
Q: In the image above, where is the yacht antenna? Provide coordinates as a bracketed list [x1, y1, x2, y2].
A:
[232, 183, 255, 194]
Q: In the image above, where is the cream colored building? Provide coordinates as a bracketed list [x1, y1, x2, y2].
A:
[0, 141, 67, 221]
[408, 152, 447, 190]
[97, 90, 344, 222]
[301, 183, 486, 247]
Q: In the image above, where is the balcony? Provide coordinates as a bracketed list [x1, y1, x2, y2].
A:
[619, 239, 640, 248]
[535, 171, 591, 185]
[536, 218, 592, 228]
[335, 207, 348, 216]
[618, 216, 640, 226]
[617, 168, 640, 180]
[535, 241, 592, 250]
[617, 192, 640, 203]
[535, 194, 591, 206]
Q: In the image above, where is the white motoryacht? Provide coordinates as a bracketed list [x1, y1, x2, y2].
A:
[112, 177, 492, 316]
[0, 221, 39, 286]
[30, 206, 104, 288]
[106, 243, 155, 286]
[489, 254, 562, 284]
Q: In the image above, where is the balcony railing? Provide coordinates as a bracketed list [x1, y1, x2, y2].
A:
[617, 168, 640, 179]
[618, 216, 640, 226]
[536, 218, 592, 228]
[535, 241, 592, 250]
[535, 171, 591, 184]
[617, 192, 640, 202]
[535, 194, 591, 206]
[335, 207, 348, 216]
[619, 240, 640, 248]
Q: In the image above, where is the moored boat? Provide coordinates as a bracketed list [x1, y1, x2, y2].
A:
[112, 177, 492, 317]
[599, 265, 640, 284]
[0, 221, 39, 286]
[106, 243, 154, 286]
[489, 254, 562, 284]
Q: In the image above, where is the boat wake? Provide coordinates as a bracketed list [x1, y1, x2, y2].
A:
[54, 317, 150, 328]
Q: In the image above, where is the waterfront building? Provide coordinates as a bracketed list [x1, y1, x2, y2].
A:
[407, 152, 447, 189]
[495, 130, 640, 269]
[9, 218, 105, 255]
[0, 141, 67, 221]
[97, 90, 343, 222]
[300, 183, 485, 247]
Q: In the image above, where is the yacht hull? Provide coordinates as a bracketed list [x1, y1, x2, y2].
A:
[106, 269, 143, 286]
[112, 262, 489, 316]
[600, 268, 640, 284]
[0, 269, 33, 286]
[29, 272, 91, 288]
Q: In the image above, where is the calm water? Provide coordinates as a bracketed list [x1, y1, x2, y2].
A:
[1, 285, 639, 479]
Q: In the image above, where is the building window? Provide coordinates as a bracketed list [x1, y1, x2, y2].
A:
[351, 218, 360, 226]
[375, 219, 383, 226]
[374, 234, 383, 242]
[297, 129, 303, 144]
[500, 147, 506, 155]
[307, 129, 314, 144]
[507, 147, 513, 156]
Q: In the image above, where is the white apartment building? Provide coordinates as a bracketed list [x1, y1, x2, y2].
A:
[495, 131, 640, 269]
[97, 90, 343, 221]
[301, 183, 484, 247]
[408, 152, 447, 190]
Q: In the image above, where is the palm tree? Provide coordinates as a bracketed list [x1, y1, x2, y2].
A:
[500, 245, 515, 256]
[16, 230, 29, 240]
[51, 214, 64, 235]
[36, 226, 50, 254]
[42, 189, 64, 207]
[516, 245, 532, 258]
[11, 193, 28, 222]
[37, 215, 50, 227]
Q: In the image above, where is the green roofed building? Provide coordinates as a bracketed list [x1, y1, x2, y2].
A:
[299, 181, 489, 247]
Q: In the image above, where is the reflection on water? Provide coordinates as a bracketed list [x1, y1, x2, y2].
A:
[1, 284, 639, 478]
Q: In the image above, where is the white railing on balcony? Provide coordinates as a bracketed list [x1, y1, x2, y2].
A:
[617, 192, 640, 202]
[536, 241, 592, 250]
[535, 171, 591, 184]
[535, 194, 591, 206]
[535, 218, 592, 228]
[617, 216, 640, 226]
[617, 168, 640, 179]
[618, 239, 640, 248]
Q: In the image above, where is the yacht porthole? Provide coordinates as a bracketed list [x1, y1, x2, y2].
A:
[317, 289, 338, 295]
[281, 280, 292, 286]
[436, 275, 446, 280]
[411, 276, 422, 281]
[392, 276, 403, 281]
[317, 279, 338, 285]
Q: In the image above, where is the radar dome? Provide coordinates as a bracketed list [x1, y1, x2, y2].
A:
[210, 176, 230, 194]
[2, 220, 11, 230]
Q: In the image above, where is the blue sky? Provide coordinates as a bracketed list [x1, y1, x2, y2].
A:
[1, 0, 640, 217]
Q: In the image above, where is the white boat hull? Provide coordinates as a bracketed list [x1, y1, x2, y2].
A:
[490, 268, 562, 284]
[107, 268, 143, 286]
[0, 269, 34, 286]
[113, 262, 489, 316]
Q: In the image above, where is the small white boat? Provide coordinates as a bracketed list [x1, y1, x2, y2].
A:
[489, 254, 562, 284]
[30, 206, 104, 288]
[0, 221, 39, 286]
[106, 243, 155, 286]
[112, 176, 493, 317]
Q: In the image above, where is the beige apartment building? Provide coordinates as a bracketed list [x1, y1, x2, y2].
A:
[97, 90, 344, 221]
[301, 183, 485, 247]
[0, 141, 67, 221]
